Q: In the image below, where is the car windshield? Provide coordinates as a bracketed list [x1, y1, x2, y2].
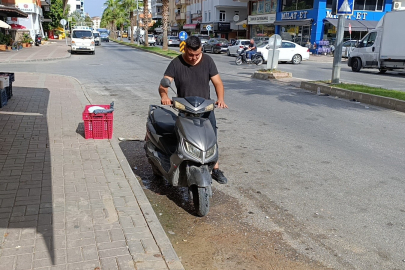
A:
[217, 39, 228, 43]
[168, 36, 179, 40]
[148, 34, 153, 38]
[240, 41, 250, 45]
[73, 31, 92, 38]
[93, 33, 100, 37]
[99, 31, 108, 36]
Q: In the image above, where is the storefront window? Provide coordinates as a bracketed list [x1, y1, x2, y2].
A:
[251, 24, 275, 39]
[282, 0, 313, 11]
[354, 0, 384, 11]
[323, 21, 368, 44]
[258, 0, 265, 13]
[251, 2, 258, 15]
[280, 25, 311, 46]
[251, 0, 277, 14]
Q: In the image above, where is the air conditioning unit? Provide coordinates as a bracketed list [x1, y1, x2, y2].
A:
[393, 1, 402, 10]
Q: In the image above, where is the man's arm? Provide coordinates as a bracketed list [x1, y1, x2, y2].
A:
[211, 74, 228, 109]
[159, 75, 173, 105]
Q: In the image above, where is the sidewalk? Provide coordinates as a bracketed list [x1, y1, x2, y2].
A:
[0, 40, 70, 64]
[0, 72, 184, 270]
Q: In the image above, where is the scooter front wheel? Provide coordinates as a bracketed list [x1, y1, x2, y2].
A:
[235, 56, 242, 66]
[190, 186, 210, 217]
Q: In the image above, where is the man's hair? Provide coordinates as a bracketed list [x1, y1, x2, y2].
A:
[185, 36, 201, 51]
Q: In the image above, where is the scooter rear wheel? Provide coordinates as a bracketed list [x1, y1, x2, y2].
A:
[190, 186, 210, 217]
[235, 56, 242, 66]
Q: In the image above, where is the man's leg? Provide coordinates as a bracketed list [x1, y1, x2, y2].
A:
[206, 111, 228, 184]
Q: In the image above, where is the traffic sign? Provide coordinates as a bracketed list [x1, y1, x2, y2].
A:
[179, 31, 188, 41]
[60, 19, 67, 26]
[242, 23, 247, 29]
[336, 0, 354, 15]
[206, 25, 212, 31]
[180, 41, 186, 53]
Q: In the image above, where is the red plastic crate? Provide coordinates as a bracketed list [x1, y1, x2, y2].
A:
[82, 105, 113, 139]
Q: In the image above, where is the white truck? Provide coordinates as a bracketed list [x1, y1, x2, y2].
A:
[348, 11, 405, 74]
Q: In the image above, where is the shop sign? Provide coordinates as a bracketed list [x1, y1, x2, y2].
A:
[248, 14, 276, 25]
[326, 10, 368, 20]
[218, 22, 230, 31]
[15, 3, 37, 14]
[281, 11, 308, 20]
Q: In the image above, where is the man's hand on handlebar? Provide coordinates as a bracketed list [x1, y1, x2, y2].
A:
[161, 96, 172, 105]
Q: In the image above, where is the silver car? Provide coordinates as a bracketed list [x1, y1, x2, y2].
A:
[168, 36, 180, 46]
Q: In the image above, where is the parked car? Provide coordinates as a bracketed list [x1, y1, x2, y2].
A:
[71, 28, 95, 55]
[227, 39, 250, 56]
[122, 32, 128, 38]
[257, 40, 309, 64]
[167, 36, 180, 46]
[147, 34, 156, 46]
[202, 38, 229, 54]
[93, 31, 100, 46]
[341, 40, 358, 58]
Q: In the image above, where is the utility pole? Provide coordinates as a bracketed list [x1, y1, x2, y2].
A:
[331, 15, 345, 83]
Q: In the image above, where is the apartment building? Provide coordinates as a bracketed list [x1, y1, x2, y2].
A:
[92, 16, 100, 29]
[67, 0, 83, 15]
[151, 0, 162, 20]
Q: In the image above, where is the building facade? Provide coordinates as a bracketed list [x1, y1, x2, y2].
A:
[247, 0, 395, 46]
[3, 0, 45, 39]
[67, 0, 83, 15]
[91, 16, 100, 29]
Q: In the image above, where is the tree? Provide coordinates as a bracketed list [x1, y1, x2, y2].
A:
[143, 0, 149, 47]
[102, 0, 120, 39]
[161, 0, 169, 50]
[43, 0, 69, 31]
[116, 3, 129, 41]
[122, 0, 137, 43]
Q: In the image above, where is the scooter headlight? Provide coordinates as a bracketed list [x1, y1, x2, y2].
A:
[206, 144, 216, 159]
[204, 103, 214, 112]
[184, 141, 202, 159]
[174, 101, 186, 111]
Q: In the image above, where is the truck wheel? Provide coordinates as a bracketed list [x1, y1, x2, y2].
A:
[378, 69, 387, 74]
[351, 58, 362, 72]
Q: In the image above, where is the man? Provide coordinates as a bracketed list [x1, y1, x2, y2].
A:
[246, 39, 257, 61]
[159, 36, 228, 184]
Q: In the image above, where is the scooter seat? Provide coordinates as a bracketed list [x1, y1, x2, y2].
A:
[152, 107, 177, 135]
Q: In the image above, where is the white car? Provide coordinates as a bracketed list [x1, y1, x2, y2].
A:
[147, 34, 156, 46]
[341, 40, 358, 58]
[93, 31, 100, 46]
[227, 39, 250, 56]
[257, 40, 309, 64]
[71, 28, 95, 55]
[168, 36, 180, 46]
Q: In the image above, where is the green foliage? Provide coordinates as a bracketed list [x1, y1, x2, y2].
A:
[21, 33, 33, 43]
[0, 32, 12, 45]
[43, 0, 69, 31]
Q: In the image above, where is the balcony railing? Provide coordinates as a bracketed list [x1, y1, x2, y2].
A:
[175, 0, 190, 6]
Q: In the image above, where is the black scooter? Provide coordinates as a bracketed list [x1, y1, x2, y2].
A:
[144, 78, 218, 216]
[235, 47, 264, 66]
[35, 34, 41, 46]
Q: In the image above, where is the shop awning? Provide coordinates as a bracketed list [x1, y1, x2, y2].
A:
[358, 20, 379, 31]
[236, 20, 247, 26]
[274, 19, 313, 26]
[0, 20, 11, 29]
[183, 24, 197, 29]
[324, 18, 368, 31]
[0, 5, 28, 18]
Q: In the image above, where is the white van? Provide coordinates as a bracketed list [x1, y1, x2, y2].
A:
[71, 28, 95, 55]
[93, 31, 101, 46]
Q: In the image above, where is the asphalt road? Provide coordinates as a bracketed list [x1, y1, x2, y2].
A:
[3, 41, 405, 269]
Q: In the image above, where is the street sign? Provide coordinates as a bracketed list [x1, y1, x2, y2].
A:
[60, 19, 67, 26]
[242, 23, 247, 29]
[206, 25, 212, 31]
[179, 31, 188, 41]
[233, 15, 239, 22]
[336, 0, 354, 15]
[179, 41, 186, 53]
[349, 23, 352, 34]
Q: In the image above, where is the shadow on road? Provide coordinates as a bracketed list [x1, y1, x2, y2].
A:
[118, 140, 196, 215]
[0, 87, 55, 263]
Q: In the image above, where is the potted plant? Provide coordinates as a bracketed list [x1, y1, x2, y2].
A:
[0, 32, 7, 51]
[21, 33, 32, 47]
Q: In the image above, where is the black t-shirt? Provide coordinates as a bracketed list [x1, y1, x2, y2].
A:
[249, 42, 257, 52]
[164, 54, 218, 99]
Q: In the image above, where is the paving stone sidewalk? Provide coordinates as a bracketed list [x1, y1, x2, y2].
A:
[0, 72, 184, 270]
[0, 40, 70, 63]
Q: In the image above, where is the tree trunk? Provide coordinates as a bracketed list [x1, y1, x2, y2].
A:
[162, 0, 169, 50]
[120, 24, 123, 41]
[143, 0, 149, 47]
[130, 11, 134, 43]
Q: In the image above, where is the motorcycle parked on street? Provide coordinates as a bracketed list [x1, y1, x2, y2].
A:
[235, 47, 264, 66]
[144, 78, 218, 217]
[35, 34, 41, 46]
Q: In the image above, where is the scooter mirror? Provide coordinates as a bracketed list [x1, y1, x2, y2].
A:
[160, 78, 171, 88]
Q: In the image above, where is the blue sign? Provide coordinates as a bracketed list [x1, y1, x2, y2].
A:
[336, 0, 354, 15]
[179, 31, 188, 41]
[206, 25, 212, 31]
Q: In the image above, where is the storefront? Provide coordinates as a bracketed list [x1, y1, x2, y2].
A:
[7, 3, 43, 40]
[247, 0, 391, 47]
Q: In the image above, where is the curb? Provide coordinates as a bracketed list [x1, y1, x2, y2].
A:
[70, 74, 185, 270]
[252, 71, 293, 80]
[111, 40, 178, 60]
[300, 81, 405, 113]
[0, 53, 71, 64]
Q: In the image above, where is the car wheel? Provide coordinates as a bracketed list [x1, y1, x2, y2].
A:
[378, 68, 387, 74]
[292, 54, 302, 64]
[202, 46, 206, 53]
[351, 58, 362, 72]
[226, 49, 230, 56]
